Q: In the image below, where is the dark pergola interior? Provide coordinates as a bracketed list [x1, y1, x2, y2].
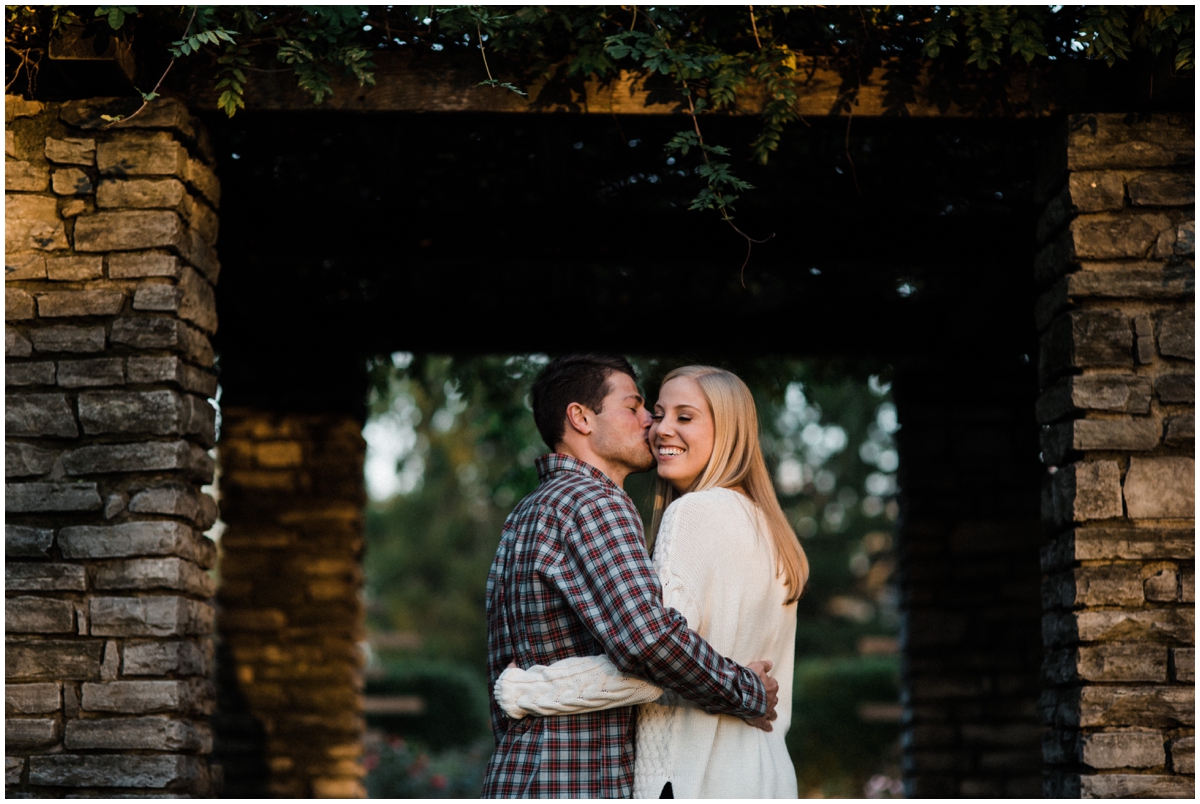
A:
[210, 112, 1050, 417]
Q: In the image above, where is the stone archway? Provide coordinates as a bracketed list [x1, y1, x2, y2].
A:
[5, 91, 1194, 799]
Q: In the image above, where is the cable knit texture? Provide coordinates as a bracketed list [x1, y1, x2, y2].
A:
[493, 487, 798, 798]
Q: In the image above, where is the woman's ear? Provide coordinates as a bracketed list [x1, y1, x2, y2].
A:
[565, 402, 593, 436]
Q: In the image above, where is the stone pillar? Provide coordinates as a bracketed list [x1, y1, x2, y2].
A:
[892, 358, 1046, 797]
[5, 96, 221, 795]
[213, 409, 367, 798]
[1035, 113, 1195, 798]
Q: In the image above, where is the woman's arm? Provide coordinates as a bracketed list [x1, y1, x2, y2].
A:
[494, 654, 664, 719]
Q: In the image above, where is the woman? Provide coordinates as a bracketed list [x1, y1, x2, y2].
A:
[495, 365, 809, 798]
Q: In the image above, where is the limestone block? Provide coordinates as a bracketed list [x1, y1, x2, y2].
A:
[89, 596, 214, 637]
[96, 176, 188, 209]
[97, 133, 188, 177]
[1068, 171, 1125, 212]
[185, 157, 220, 207]
[1176, 220, 1195, 255]
[51, 167, 93, 195]
[94, 557, 216, 597]
[1076, 645, 1169, 682]
[4, 128, 13, 156]
[6, 252, 47, 280]
[5, 287, 34, 320]
[59, 97, 189, 131]
[5, 563, 86, 592]
[81, 678, 213, 715]
[184, 196, 219, 245]
[5, 325, 32, 357]
[44, 136, 95, 165]
[6, 596, 75, 633]
[6, 95, 45, 121]
[1079, 774, 1194, 798]
[73, 210, 186, 253]
[1040, 311, 1132, 384]
[59, 520, 198, 560]
[1072, 565, 1147, 606]
[1064, 263, 1195, 301]
[1080, 686, 1194, 729]
[4, 392, 78, 437]
[5, 194, 67, 252]
[1050, 461, 1123, 524]
[1164, 413, 1194, 445]
[177, 265, 217, 333]
[1127, 171, 1194, 206]
[1076, 608, 1194, 644]
[65, 715, 210, 752]
[1155, 372, 1194, 404]
[5, 442, 58, 477]
[1080, 731, 1166, 769]
[35, 289, 124, 318]
[1183, 568, 1195, 603]
[1124, 457, 1194, 519]
[1174, 648, 1195, 682]
[60, 197, 89, 217]
[123, 639, 211, 677]
[1070, 212, 1172, 259]
[1042, 418, 1159, 463]
[5, 482, 101, 513]
[129, 483, 219, 529]
[56, 357, 124, 388]
[6, 361, 55, 386]
[62, 439, 214, 483]
[1158, 309, 1194, 359]
[5, 717, 61, 748]
[6, 525, 54, 557]
[5, 682, 61, 714]
[1143, 567, 1179, 601]
[107, 250, 180, 278]
[78, 389, 212, 440]
[6, 160, 49, 191]
[133, 281, 183, 312]
[109, 316, 214, 366]
[1170, 735, 1195, 774]
[1067, 113, 1194, 170]
[30, 324, 106, 353]
[4, 756, 21, 786]
[28, 754, 205, 788]
[185, 226, 221, 283]
[127, 355, 218, 396]
[5, 638, 102, 680]
[45, 254, 103, 281]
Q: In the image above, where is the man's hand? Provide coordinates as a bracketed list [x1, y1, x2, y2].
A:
[744, 660, 778, 732]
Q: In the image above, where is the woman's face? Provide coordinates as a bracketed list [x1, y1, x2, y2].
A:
[650, 376, 715, 493]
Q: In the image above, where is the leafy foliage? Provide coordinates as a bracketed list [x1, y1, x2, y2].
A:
[6, 5, 1191, 208]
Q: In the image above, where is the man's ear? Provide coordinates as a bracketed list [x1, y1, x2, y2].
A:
[564, 403, 592, 436]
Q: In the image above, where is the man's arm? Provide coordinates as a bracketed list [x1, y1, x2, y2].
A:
[543, 495, 771, 721]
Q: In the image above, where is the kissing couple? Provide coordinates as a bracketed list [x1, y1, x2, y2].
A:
[483, 354, 808, 798]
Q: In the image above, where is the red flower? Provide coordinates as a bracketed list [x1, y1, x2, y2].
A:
[363, 753, 379, 771]
[430, 774, 448, 790]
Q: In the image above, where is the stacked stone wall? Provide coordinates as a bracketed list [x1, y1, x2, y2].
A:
[893, 358, 1045, 797]
[212, 409, 367, 798]
[1035, 113, 1194, 798]
[5, 97, 221, 795]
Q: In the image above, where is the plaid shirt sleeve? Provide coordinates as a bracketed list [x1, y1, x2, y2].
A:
[548, 492, 769, 720]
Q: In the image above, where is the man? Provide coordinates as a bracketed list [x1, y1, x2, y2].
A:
[482, 354, 778, 798]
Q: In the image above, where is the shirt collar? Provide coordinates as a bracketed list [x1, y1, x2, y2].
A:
[535, 453, 621, 491]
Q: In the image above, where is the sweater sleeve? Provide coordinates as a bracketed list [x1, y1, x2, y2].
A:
[494, 655, 664, 719]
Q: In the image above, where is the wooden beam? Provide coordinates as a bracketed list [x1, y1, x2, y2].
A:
[189, 49, 1047, 117]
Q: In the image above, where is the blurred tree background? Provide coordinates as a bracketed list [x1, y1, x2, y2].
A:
[359, 353, 904, 798]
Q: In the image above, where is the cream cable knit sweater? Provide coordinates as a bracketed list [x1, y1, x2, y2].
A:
[495, 487, 798, 799]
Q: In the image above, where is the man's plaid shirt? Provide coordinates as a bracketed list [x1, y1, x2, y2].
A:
[482, 454, 769, 798]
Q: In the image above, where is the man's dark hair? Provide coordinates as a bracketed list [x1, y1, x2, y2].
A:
[531, 354, 639, 450]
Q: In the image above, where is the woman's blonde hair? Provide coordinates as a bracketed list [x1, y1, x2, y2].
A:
[648, 365, 809, 604]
